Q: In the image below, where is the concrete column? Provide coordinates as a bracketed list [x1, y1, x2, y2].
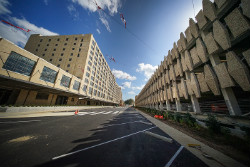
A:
[159, 102, 163, 111]
[155, 104, 158, 110]
[190, 95, 201, 113]
[185, 72, 201, 114]
[166, 100, 171, 110]
[209, 54, 241, 116]
[175, 99, 182, 111]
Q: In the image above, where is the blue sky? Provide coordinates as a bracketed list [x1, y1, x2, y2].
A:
[0, 0, 204, 100]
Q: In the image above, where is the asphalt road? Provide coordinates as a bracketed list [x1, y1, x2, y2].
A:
[0, 107, 208, 167]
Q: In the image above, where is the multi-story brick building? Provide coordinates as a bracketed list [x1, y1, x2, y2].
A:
[0, 34, 122, 106]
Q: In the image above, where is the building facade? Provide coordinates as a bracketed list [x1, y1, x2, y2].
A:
[0, 34, 122, 106]
[135, 0, 250, 116]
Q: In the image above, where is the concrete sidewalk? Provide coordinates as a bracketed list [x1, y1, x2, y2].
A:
[137, 109, 246, 167]
[0, 106, 114, 118]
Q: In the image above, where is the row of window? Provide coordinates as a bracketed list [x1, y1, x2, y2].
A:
[3, 52, 80, 90]
[40, 37, 83, 43]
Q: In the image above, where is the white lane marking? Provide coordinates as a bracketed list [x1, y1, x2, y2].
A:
[52, 126, 156, 160]
[139, 121, 152, 125]
[104, 120, 144, 127]
[102, 111, 113, 114]
[113, 111, 119, 114]
[0, 120, 41, 124]
[165, 146, 184, 167]
[144, 131, 173, 143]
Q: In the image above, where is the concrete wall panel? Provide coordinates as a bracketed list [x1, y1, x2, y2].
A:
[203, 0, 216, 21]
[227, 51, 250, 91]
[214, 62, 235, 88]
[196, 38, 208, 63]
[189, 18, 199, 38]
[196, 10, 208, 29]
[213, 20, 231, 50]
[190, 47, 201, 66]
[242, 49, 250, 67]
[224, 8, 250, 38]
[203, 32, 220, 54]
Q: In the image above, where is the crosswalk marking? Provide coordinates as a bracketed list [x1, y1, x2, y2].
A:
[113, 111, 119, 114]
[76, 111, 121, 116]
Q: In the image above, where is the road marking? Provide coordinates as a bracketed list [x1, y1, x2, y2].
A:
[113, 111, 119, 114]
[52, 126, 156, 160]
[102, 111, 113, 114]
[104, 120, 145, 127]
[139, 121, 153, 125]
[165, 146, 184, 167]
[144, 131, 173, 143]
[0, 120, 41, 124]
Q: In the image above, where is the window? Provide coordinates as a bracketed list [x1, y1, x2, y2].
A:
[91, 76, 94, 81]
[80, 43, 82, 47]
[40, 66, 57, 83]
[63, 48, 65, 51]
[53, 48, 56, 51]
[72, 48, 75, 50]
[60, 75, 71, 87]
[69, 58, 72, 61]
[49, 59, 52, 62]
[57, 64, 60, 67]
[88, 87, 93, 94]
[88, 61, 92, 66]
[40, 39, 43, 42]
[44, 49, 47, 51]
[67, 64, 70, 67]
[83, 85, 87, 92]
[55, 44, 58, 46]
[66, 38, 69, 41]
[71, 98, 74, 102]
[74, 43, 76, 45]
[3, 52, 36, 76]
[73, 81, 80, 90]
[61, 53, 63, 56]
[81, 39, 83, 42]
[94, 89, 97, 96]
[75, 37, 77, 40]
[92, 71, 95, 76]
[57, 38, 60, 41]
[36, 93, 49, 100]
[42, 54, 45, 56]
[85, 78, 89, 83]
[48, 39, 51, 42]
[52, 53, 54, 56]
[89, 56, 93, 61]
[71, 53, 73, 56]
[79, 48, 81, 52]
[64, 43, 67, 46]
[87, 66, 90, 71]
[86, 72, 90, 77]
[77, 54, 80, 57]
[37, 44, 40, 47]
[59, 58, 62, 61]
[47, 44, 49, 46]
[90, 81, 94, 86]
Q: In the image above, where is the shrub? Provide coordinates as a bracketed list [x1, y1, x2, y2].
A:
[206, 114, 221, 134]
[182, 113, 196, 127]
[173, 113, 182, 123]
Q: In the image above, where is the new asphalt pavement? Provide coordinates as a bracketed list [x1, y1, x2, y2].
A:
[0, 107, 208, 167]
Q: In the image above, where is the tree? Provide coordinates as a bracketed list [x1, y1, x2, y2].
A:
[124, 98, 134, 105]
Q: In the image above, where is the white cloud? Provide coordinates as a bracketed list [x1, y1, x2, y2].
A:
[44, 0, 48, 5]
[119, 85, 125, 90]
[136, 63, 157, 79]
[71, 0, 121, 32]
[112, 69, 136, 81]
[0, 0, 11, 15]
[122, 81, 131, 88]
[72, 0, 121, 15]
[131, 84, 145, 91]
[98, 11, 111, 32]
[0, 17, 58, 47]
[128, 91, 136, 95]
[96, 28, 101, 34]
[67, 4, 79, 20]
